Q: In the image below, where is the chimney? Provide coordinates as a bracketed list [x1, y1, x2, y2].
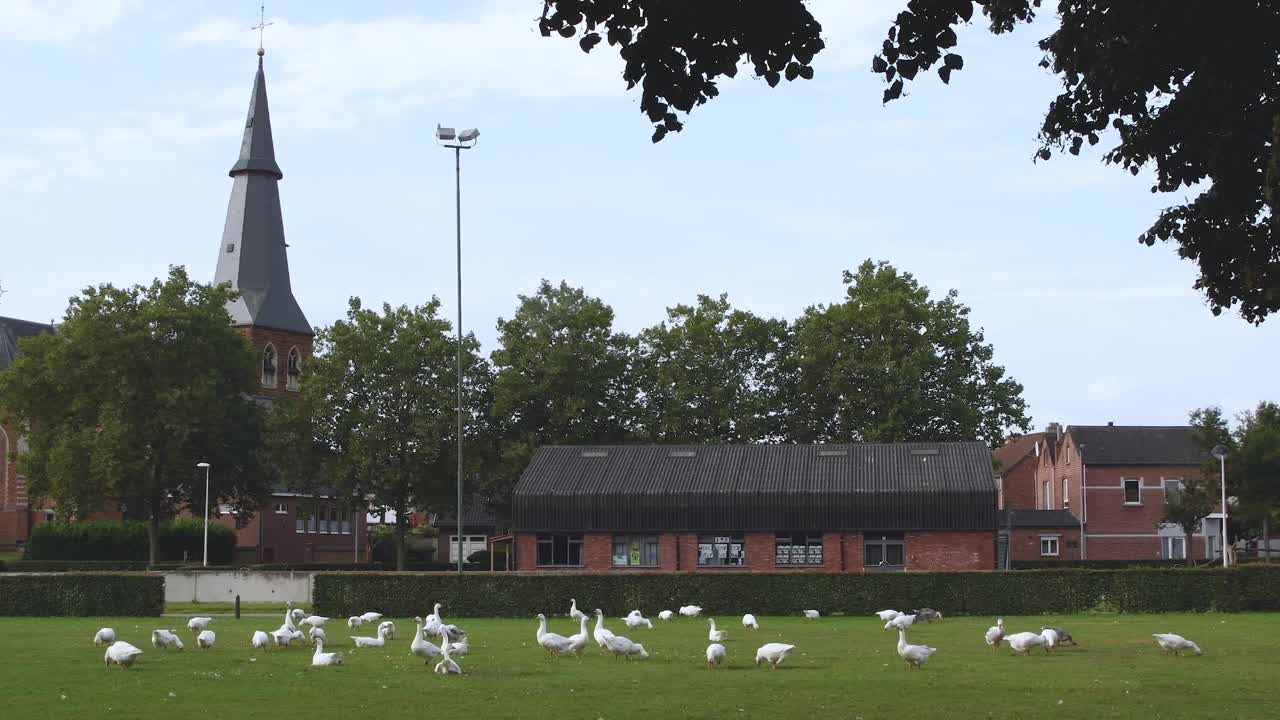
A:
[1045, 422, 1062, 441]
[1108, 421, 1114, 427]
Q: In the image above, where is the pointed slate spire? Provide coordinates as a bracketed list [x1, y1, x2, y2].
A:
[213, 51, 312, 336]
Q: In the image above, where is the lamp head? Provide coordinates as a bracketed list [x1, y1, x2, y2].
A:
[1211, 444, 1228, 460]
[196, 462, 211, 468]
[458, 128, 480, 142]
[435, 125, 456, 141]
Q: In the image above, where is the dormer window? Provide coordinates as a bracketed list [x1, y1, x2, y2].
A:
[286, 347, 302, 391]
[262, 344, 278, 388]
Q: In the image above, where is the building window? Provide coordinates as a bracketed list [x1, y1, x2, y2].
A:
[1162, 536, 1186, 560]
[775, 532, 824, 567]
[1163, 478, 1183, 502]
[1065, 445, 1071, 464]
[536, 533, 583, 567]
[1062, 479, 1070, 511]
[274, 502, 287, 514]
[341, 511, 351, 535]
[295, 507, 306, 534]
[450, 535, 489, 563]
[697, 534, 746, 567]
[864, 533, 905, 570]
[286, 347, 302, 391]
[1040, 535, 1060, 557]
[1123, 478, 1141, 505]
[1042, 479, 1053, 509]
[261, 344, 278, 388]
[612, 535, 659, 567]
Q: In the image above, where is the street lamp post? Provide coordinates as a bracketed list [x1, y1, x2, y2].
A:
[196, 462, 211, 567]
[1211, 444, 1229, 567]
[436, 124, 479, 574]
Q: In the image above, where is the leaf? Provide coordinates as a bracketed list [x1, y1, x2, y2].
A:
[606, 26, 632, 46]
[883, 78, 903, 103]
[798, 65, 814, 80]
[1087, 132, 1099, 145]
[938, 66, 953, 84]
[785, 62, 800, 81]
[898, 60, 918, 81]
[557, 25, 575, 39]
[1037, 147, 1051, 161]
[937, 27, 958, 49]
[943, 53, 964, 70]
[579, 32, 601, 53]
[872, 55, 888, 74]
[765, 70, 781, 87]
[957, 3, 974, 22]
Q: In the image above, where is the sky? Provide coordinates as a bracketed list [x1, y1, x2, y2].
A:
[1, 0, 1277, 432]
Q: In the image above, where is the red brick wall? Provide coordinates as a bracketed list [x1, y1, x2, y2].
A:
[1009, 526, 1081, 562]
[236, 327, 313, 402]
[905, 531, 994, 571]
[1000, 456, 1039, 511]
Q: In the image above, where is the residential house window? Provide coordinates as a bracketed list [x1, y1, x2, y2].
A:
[1040, 535, 1060, 557]
[341, 511, 352, 535]
[536, 533, 583, 567]
[1123, 478, 1142, 505]
[274, 502, 288, 514]
[261, 344, 278, 387]
[1042, 479, 1053, 509]
[775, 532, 824, 567]
[450, 535, 489, 563]
[697, 534, 745, 567]
[1062, 479, 1070, 511]
[1163, 478, 1183, 502]
[612, 535, 659, 567]
[1065, 445, 1071, 464]
[1162, 536, 1186, 560]
[295, 507, 307, 534]
[864, 533, 905, 570]
[286, 347, 302, 391]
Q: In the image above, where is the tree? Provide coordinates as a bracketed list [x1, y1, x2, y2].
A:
[538, 0, 823, 142]
[1234, 401, 1280, 560]
[1170, 406, 1236, 561]
[0, 267, 271, 562]
[545, 2, 1280, 322]
[488, 280, 635, 504]
[634, 293, 787, 443]
[781, 260, 1029, 446]
[296, 298, 489, 570]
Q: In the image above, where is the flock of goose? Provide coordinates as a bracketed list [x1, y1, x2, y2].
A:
[90, 600, 1206, 674]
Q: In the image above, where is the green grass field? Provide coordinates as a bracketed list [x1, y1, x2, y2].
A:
[0, 612, 1275, 719]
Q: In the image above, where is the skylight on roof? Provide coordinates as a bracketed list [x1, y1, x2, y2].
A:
[909, 447, 940, 456]
[580, 451, 608, 458]
[669, 450, 697, 458]
[817, 450, 848, 457]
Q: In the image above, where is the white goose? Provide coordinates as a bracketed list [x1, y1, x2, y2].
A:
[567, 615, 591, 655]
[604, 634, 649, 660]
[624, 613, 653, 630]
[311, 638, 343, 666]
[104, 641, 143, 668]
[658, 610, 674, 621]
[626, 609, 643, 619]
[742, 613, 759, 630]
[347, 616, 364, 628]
[984, 618, 1005, 651]
[290, 608, 305, 624]
[350, 624, 390, 648]
[885, 614, 916, 631]
[803, 609, 820, 620]
[434, 634, 462, 675]
[536, 613, 575, 656]
[151, 629, 184, 650]
[410, 617, 441, 664]
[359, 611, 383, 624]
[309, 627, 327, 644]
[592, 608, 615, 651]
[708, 618, 727, 642]
[251, 630, 270, 650]
[875, 609, 902, 622]
[448, 637, 470, 657]
[896, 628, 937, 670]
[754, 643, 795, 670]
[298, 615, 330, 629]
[706, 642, 726, 669]
[271, 627, 301, 647]
[93, 628, 116, 647]
[427, 603, 465, 641]
[196, 630, 216, 650]
[679, 605, 703, 617]
[1040, 627, 1060, 652]
[1006, 631, 1047, 655]
[569, 598, 587, 622]
[1153, 633, 1202, 656]
[187, 616, 213, 634]
[377, 620, 396, 639]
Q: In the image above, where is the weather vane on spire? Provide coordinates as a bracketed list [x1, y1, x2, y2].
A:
[251, 3, 273, 56]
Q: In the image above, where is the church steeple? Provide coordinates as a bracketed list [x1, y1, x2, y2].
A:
[213, 50, 312, 338]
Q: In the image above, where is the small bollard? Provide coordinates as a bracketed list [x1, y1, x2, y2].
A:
[235, 595, 241, 619]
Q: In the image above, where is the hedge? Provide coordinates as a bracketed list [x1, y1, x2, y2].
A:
[313, 565, 1280, 618]
[24, 519, 235, 563]
[0, 573, 164, 616]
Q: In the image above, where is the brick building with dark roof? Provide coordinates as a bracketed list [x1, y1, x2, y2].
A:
[511, 443, 998, 572]
[0, 316, 57, 548]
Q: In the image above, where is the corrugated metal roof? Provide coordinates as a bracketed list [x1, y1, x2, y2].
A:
[1000, 509, 1079, 528]
[513, 443, 997, 532]
[0, 316, 55, 370]
[1070, 426, 1204, 466]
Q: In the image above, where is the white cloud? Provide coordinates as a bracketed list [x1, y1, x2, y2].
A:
[1086, 375, 1129, 404]
[0, 0, 140, 43]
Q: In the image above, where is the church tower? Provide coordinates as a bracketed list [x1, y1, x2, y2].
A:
[214, 49, 313, 401]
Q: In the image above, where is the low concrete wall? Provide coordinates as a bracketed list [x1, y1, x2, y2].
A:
[163, 570, 313, 604]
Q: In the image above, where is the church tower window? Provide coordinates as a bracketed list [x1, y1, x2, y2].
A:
[262, 344, 278, 388]
[286, 346, 302, 391]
